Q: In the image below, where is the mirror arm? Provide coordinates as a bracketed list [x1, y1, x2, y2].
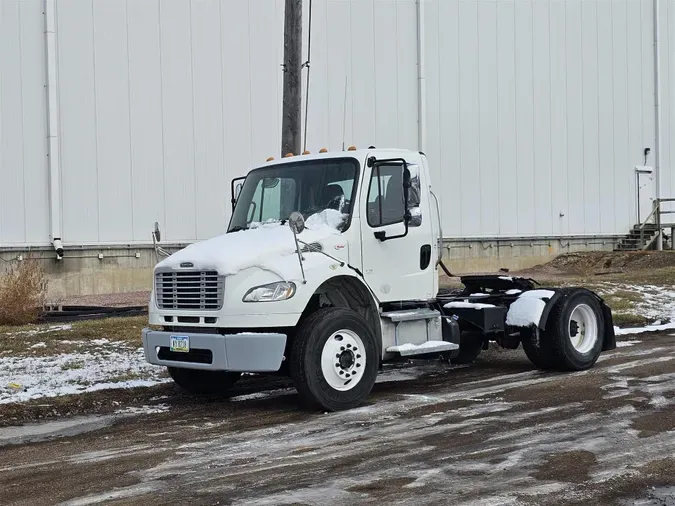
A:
[374, 217, 410, 242]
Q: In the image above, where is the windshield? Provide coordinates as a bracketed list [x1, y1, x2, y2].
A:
[229, 158, 359, 233]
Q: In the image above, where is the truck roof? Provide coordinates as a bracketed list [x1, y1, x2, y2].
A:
[257, 147, 421, 169]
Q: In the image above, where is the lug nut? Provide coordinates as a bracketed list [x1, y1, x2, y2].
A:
[356, 354, 361, 359]
[340, 346, 345, 351]
[353, 347, 358, 351]
[356, 363, 361, 367]
[336, 353, 340, 358]
[335, 363, 340, 368]
[339, 371, 344, 375]
[347, 344, 351, 349]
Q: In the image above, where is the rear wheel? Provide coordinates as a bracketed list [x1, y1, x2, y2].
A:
[168, 367, 241, 395]
[525, 289, 605, 371]
[290, 307, 379, 411]
[521, 327, 558, 370]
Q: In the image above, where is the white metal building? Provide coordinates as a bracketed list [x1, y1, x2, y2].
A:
[0, 0, 674, 289]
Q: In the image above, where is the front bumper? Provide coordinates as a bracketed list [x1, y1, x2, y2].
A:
[141, 328, 287, 372]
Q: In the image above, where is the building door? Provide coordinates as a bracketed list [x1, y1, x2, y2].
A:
[636, 166, 655, 224]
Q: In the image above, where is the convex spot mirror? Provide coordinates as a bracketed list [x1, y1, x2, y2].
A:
[289, 211, 305, 234]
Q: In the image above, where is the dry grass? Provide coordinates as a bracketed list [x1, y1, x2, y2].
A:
[0, 257, 48, 326]
[0, 315, 149, 358]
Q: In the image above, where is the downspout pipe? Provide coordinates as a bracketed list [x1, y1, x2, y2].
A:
[416, 0, 427, 152]
[654, 0, 663, 250]
[43, 0, 63, 259]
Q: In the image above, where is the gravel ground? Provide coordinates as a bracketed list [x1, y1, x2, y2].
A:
[0, 333, 673, 506]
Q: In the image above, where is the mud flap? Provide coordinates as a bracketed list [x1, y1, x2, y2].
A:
[601, 302, 616, 351]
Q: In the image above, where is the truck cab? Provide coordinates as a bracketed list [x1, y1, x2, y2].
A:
[142, 148, 615, 411]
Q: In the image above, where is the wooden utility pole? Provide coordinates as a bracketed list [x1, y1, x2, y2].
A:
[281, 0, 303, 156]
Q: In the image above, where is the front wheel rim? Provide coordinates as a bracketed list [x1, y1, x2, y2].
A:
[320, 329, 366, 391]
[568, 303, 599, 354]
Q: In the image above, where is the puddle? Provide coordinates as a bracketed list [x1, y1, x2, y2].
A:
[0, 414, 116, 446]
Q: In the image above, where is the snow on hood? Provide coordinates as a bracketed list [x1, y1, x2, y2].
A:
[157, 209, 346, 277]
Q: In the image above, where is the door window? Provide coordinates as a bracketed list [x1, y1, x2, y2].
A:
[367, 164, 405, 227]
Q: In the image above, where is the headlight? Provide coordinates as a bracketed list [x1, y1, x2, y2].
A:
[243, 282, 296, 302]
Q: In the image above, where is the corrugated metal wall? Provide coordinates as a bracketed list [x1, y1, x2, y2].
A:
[0, 0, 50, 246]
[54, 0, 287, 245]
[423, 0, 658, 238]
[2, 0, 675, 247]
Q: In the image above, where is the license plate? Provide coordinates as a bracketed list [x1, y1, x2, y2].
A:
[170, 335, 190, 353]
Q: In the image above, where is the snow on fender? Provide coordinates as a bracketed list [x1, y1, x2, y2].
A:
[505, 289, 556, 328]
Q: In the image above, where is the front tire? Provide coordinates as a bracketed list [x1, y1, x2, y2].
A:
[290, 307, 379, 411]
[168, 367, 241, 395]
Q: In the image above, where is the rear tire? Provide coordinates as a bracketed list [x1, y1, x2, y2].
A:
[290, 307, 379, 412]
[451, 331, 484, 365]
[521, 327, 558, 370]
[168, 367, 241, 395]
[524, 288, 605, 371]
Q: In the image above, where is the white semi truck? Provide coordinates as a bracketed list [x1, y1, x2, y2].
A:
[142, 148, 616, 411]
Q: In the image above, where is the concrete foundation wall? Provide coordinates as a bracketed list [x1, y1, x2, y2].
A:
[442, 237, 619, 274]
[1, 237, 621, 301]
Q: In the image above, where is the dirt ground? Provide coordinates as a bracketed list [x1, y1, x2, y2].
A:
[1, 333, 674, 506]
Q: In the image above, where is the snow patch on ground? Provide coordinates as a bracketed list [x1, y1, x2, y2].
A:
[115, 404, 170, 415]
[0, 348, 170, 404]
[614, 322, 675, 336]
[615, 340, 642, 348]
[4, 324, 73, 337]
[506, 289, 522, 295]
[229, 388, 296, 403]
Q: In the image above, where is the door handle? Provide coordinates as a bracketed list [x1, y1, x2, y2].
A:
[420, 244, 431, 270]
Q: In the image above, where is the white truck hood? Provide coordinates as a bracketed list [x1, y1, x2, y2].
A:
[156, 210, 347, 281]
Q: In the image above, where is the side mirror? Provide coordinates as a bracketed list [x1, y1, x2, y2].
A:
[234, 182, 243, 200]
[403, 166, 412, 223]
[289, 211, 305, 234]
[153, 222, 161, 243]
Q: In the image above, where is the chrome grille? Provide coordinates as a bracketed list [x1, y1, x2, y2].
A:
[155, 270, 224, 310]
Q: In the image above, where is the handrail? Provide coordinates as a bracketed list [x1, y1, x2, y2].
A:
[635, 197, 675, 250]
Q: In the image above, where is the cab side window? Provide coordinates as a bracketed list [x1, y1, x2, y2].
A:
[367, 164, 405, 227]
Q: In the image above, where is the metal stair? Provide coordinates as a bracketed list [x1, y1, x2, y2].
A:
[614, 198, 675, 251]
[615, 223, 661, 251]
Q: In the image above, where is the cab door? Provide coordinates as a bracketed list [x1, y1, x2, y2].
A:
[359, 151, 436, 302]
